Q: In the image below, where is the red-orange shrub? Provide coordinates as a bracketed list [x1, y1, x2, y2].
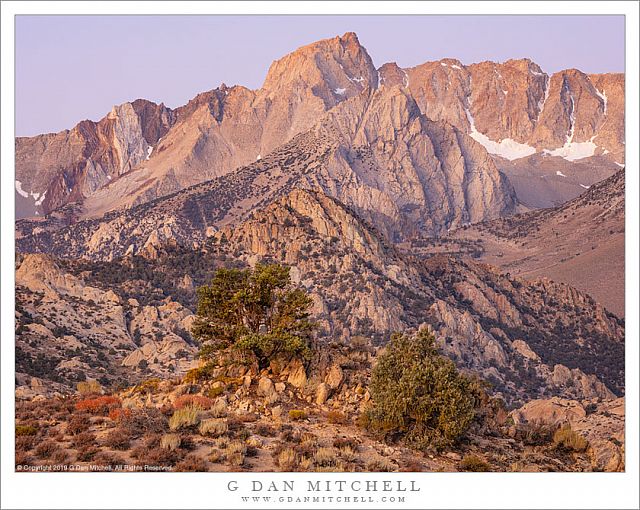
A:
[76, 396, 121, 415]
[173, 395, 213, 410]
[108, 407, 132, 422]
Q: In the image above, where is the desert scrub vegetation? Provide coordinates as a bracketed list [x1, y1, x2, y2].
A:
[169, 405, 201, 431]
[173, 394, 213, 410]
[361, 328, 478, 451]
[288, 409, 307, 421]
[277, 447, 298, 471]
[365, 457, 396, 472]
[199, 418, 228, 437]
[15, 424, 38, 436]
[175, 454, 207, 472]
[459, 454, 491, 472]
[75, 395, 121, 415]
[553, 424, 588, 452]
[160, 433, 181, 451]
[191, 264, 315, 370]
[77, 380, 102, 395]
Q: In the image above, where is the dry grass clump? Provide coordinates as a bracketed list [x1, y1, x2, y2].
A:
[160, 433, 181, 451]
[169, 405, 201, 431]
[199, 418, 228, 437]
[277, 447, 298, 471]
[314, 447, 338, 468]
[338, 446, 358, 463]
[77, 380, 102, 396]
[553, 424, 588, 452]
[459, 454, 491, 472]
[365, 457, 396, 472]
[175, 454, 207, 472]
[173, 395, 213, 410]
[225, 440, 247, 468]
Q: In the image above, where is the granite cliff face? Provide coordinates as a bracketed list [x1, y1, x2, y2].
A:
[15, 100, 173, 218]
[381, 58, 624, 163]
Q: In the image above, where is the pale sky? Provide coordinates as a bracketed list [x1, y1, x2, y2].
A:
[16, 15, 625, 137]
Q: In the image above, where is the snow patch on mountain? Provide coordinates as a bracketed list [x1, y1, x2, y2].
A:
[465, 108, 536, 161]
[543, 138, 597, 162]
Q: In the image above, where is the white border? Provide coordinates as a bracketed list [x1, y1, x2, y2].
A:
[1, 2, 638, 509]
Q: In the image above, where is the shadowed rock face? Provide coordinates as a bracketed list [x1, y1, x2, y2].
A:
[15, 33, 624, 222]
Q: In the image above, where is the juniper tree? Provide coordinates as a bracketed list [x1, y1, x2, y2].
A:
[191, 264, 314, 368]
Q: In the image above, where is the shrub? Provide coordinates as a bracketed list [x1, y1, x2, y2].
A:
[169, 405, 201, 431]
[16, 435, 36, 452]
[118, 407, 168, 436]
[94, 451, 124, 467]
[34, 441, 58, 459]
[67, 414, 91, 435]
[326, 411, 347, 425]
[225, 440, 246, 468]
[333, 437, 359, 450]
[77, 380, 102, 395]
[288, 409, 307, 421]
[160, 433, 181, 451]
[255, 423, 276, 437]
[72, 432, 96, 449]
[277, 447, 298, 471]
[199, 418, 228, 437]
[15, 425, 38, 436]
[174, 395, 213, 410]
[459, 455, 491, 472]
[206, 385, 224, 398]
[108, 408, 132, 422]
[75, 396, 121, 415]
[175, 454, 208, 472]
[133, 378, 161, 395]
[553, 424, 588, 452]
[103, 428, 131, 450]
[363, 329, 477, 450]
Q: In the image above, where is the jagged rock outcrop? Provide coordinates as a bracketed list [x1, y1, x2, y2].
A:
[15, 253, 197, 393]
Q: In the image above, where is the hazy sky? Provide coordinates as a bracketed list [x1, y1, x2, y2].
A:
[16, 15, 624, 137]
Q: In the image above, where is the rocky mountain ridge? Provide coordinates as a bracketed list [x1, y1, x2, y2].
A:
[16, 32, 624, 222]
